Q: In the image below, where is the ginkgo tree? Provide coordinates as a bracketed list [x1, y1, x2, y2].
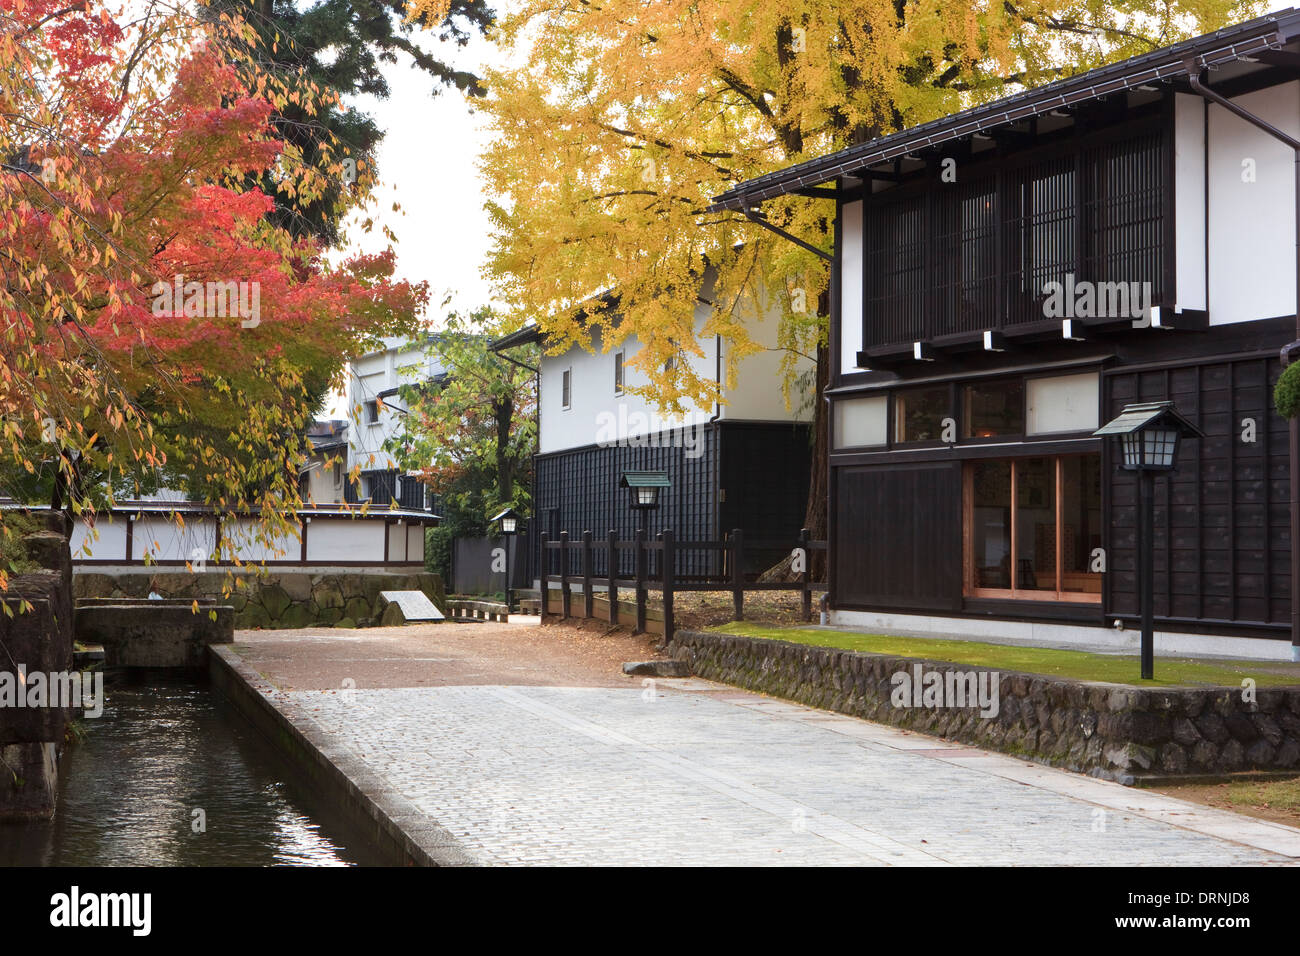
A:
[408, 0, 1252, 541]
[0, 0, 428, 590]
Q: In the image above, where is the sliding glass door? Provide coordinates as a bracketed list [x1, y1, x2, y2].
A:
[963, 454, 1101, 602]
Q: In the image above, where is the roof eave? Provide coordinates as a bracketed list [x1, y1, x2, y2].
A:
[707, 9, 1300, 213]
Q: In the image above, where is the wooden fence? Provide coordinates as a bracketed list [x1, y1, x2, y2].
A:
[539, 528, 826, 644]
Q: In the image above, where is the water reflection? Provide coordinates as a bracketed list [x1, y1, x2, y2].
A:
[0, 676, 382, 866]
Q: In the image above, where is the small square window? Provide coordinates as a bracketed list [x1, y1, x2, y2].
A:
[614, 352, 624, 395]
[561, 368, 572, 409]
[893, 386, 949, 443]
[962, 379, 1024, 439]
[364, 400, 379, 425]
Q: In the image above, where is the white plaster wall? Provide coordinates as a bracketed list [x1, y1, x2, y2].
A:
[70, 514, 128, 562]
[1207, 81, 1299, 325]
[303, 457, 346, 505]
[346, 338, 439, 473]
[1174, 92, 1207, 311]
[539, 286, 813, 455]
[839, 199, 864, 376]
[131, 515, 219, 563]
[304, 518, 385, 563]
[386, 521, 408, 562]
[719, 290, 816, 423]
[222, 518, 301, 563]
[538, 324, 717, 455]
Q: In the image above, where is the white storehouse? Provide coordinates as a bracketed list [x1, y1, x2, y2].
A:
[492, 273, 816, 577]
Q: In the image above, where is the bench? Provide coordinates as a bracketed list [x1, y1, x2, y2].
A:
[446, 599, 510, 623]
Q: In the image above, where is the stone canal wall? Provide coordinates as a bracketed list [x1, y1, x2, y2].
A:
[670, 630, 1300, 783]
[74, 569, 445, 629]
[207, 646, 471, 866]
[0, 514, 75, 821]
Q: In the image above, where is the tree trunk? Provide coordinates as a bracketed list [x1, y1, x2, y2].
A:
[802, 341, 829, 581]
[495, 396, 514, 501]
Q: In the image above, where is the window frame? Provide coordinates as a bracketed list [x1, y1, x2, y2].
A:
[613, 351, 624, 396]
[960, 376, 1026, 443]
[962, 453, 1101, 604]
[890, 383, 954, 448]
[858, 112, 1167, 351]
[883, 368, 1100, 449]
[561, 367, 572, 410]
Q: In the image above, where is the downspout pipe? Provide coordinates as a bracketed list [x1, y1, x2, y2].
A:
[1186, 63, 1300, 659]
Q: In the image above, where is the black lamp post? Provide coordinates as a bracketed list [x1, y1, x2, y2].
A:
[1094, 401, 1204, 679]
[491, 507, 520, 613]
[620, 471, 669, 612]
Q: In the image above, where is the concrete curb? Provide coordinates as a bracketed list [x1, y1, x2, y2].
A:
[208, 645, 477, 867]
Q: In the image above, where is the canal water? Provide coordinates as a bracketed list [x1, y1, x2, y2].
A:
[0, 675, 386, 866]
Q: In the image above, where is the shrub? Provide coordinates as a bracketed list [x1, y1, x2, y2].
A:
[1276, 361, 1300, 419]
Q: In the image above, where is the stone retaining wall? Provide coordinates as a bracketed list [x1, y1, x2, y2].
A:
[670, 630, 1300, 783]
[1, 515, 74, 821]
[74, 569, 445, 630]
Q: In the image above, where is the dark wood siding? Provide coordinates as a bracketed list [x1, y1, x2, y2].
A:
[535, 426, 718, 577]
[718, 423, 812, 573]
[1104, 357, 1290, 629]
[862, 118, 1166, 348]
[832, 462, 962, 610]
[344, 468, 427, 510]
[534, 422, 811, 579]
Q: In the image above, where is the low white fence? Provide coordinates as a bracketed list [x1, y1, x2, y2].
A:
[65, 504, 433, 568]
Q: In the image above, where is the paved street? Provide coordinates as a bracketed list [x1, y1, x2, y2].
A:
[233, 623, 1300, 866]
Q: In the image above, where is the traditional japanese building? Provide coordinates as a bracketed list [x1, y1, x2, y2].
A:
[710, 9, 1300, 658]
[491, 275, 815, 577]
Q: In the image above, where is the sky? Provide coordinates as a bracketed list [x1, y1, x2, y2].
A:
[323, 9, 521, 415]
[336, 23, 505, 317]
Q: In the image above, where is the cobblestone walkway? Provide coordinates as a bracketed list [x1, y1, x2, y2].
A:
[280, 676, 1300, 866]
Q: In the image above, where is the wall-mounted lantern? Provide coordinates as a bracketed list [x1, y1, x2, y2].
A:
[1094, 401, 1204, 679]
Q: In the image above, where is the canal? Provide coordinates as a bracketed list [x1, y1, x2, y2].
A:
[0, 674, 386, 866]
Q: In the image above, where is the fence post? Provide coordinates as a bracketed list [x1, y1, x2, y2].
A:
[730, 527, 744, 621]
[799, 527, 812, 623]
[539, 532, 549, 618]
[662, 528, 675, 646]
[560, 530, 571, 619]
[582, 530, 594, 620]
[634, 528, 646, 635]
[607, 529, 618, 625]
